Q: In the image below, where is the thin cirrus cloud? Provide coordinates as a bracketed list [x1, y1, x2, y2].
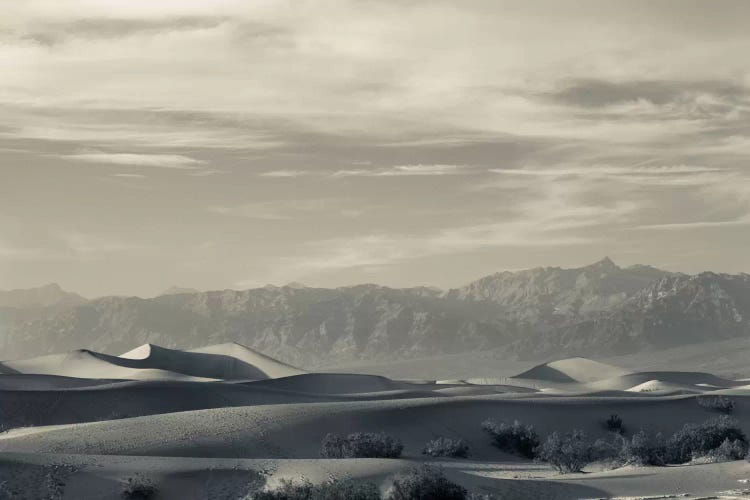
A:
[60, 152, 206, 169]
[258, 165, 469, 179]
[258, 170, 312, 178]
[332, 165, 468, 177]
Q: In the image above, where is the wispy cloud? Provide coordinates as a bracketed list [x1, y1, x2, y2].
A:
[112, 173, 147, 178]
[632, 216, 750, 231]
[258, 170, 311, 178]
[332, 164, 467, 177]
[60, 152, 205, 169]
[208, 199, 360, 220]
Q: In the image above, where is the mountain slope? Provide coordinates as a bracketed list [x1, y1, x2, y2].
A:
[0, 285, 518, 366]
[448, 257, 671, 325]
[507, 272, 750, 359]
[0, 283, 86, 309]
[2, 260, 748, 367]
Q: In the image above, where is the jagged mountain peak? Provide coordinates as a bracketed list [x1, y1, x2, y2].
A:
[585, 256, 618, 271]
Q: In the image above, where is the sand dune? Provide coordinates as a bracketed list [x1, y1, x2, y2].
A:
[4, 346, 750, 499]
[513, 357, 629, 383]
[2, 342, 304, 381]
[247, 373, 415, 394]
[1, 349, 210, 381]
[4, 392, 749, 460]
[187, 343, 305, 378]
[585, 371, 744, 393]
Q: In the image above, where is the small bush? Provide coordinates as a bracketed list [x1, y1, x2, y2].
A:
[422, 437, 470, 458]
[122, 475, 158, 499]
[619, 430, 667, 466]
[692, 438, 747, 463]
[253, 478, 380, 500]
[535, 430, 591, 473]
[666, 415, 747, 464]
[321, 432, 403, 459]
[590, 435, 622, 462]
[697, 395, 735, 414]
[481, 419, 539, 458]
[386, 466, 467, 500]
[604, 414, 624, 434]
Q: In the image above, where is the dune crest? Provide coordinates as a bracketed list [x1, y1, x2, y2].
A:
[513, 357, 629, 383]
[2, 342, 305, 381]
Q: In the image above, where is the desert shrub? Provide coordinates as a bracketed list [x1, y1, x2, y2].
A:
[481, 419, 539, 458]
[604, 414, 624, 434]
[692, 438, 747, 463]
[386, 466, 467, 500]
[121, 475, 158, 499]
[422, 437, 470, 458]
[535, 430, 591, 473]
[253, 478, 381, 500]
[666, 415, 747, 464]
[590, 435, 623, 462]
[619, 430, 667, 466]
[697, 395, 735, 414]
[321, 432, 403, 459]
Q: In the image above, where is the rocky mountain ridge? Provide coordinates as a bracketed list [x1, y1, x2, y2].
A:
[2, 260, 748, 366]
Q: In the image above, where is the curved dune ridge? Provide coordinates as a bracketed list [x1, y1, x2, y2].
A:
[2, 342, 305, 381]
[512, 357, 630, 383]
[4, 350, 750, 499]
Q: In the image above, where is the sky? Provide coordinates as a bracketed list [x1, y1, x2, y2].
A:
[1, 0, 750, 298]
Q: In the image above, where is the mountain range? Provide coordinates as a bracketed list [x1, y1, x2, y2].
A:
[1, 258, 748, 367]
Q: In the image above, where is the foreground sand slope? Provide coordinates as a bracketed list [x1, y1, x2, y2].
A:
[4, 393, 750, 459]
[2, 452, 750, 500]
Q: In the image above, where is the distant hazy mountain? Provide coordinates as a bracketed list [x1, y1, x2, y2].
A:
[0, 284, 516, 365]
[508, 271, 750, 360]
[2, 260, 748, 367]
[0, 283, 87, 309]
[448, 257, 671, 326]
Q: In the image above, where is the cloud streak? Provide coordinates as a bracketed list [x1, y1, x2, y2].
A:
[62, 152, 205, 169]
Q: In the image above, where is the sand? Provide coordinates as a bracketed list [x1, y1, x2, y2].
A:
[2, 348, 750, 499]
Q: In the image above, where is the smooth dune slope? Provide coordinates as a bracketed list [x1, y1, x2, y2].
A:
[2, 349, 209, 381]
[4, 393, 750, 459]
[2, 342, 305, 381]
[186, 342, 305, 378]
[0, 376, 455, 428]
[513, 357, 630, 383]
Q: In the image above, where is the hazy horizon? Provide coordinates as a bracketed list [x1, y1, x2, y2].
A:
[3, 0, 750, 298]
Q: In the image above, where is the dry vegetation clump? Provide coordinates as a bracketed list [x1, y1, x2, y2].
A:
[386, 466, 469, 500]
[618, 430, 667, 466]
[422, 437, 470, 458]
[320, 432, 403, 459]
[697, 395, 735, 414]
[535, 430, 591, 473]
[692, 438, 747, 463]
[252, 470, 496, 500]
[604, 414, 624, 434]
[252, 478, 381, 500]
[666, 415, 747, 464]
[121, 475, 158, 499]
[481, 419, 539, 458]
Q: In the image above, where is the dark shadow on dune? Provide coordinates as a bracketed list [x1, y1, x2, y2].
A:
[87, 346, 270, 379]
[247, 373, 413, 394]
[0, 362, 20, 375]
[513, 365, 578, 383]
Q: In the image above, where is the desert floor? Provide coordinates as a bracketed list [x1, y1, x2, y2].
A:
[2, 343, 750, 499]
